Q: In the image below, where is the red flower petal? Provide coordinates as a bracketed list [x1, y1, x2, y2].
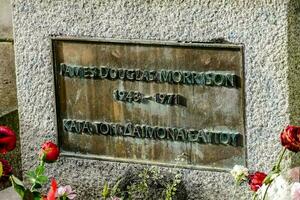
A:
[0, 126, 16, 154]
[41, 141, 60, 163]
[47, 178, 57, 200]
[0, 159, 12, 176]
[248, 172, 267, 192]
[280, 125, 300, 152]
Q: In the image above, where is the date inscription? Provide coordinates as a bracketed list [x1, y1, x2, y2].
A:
[113, 90, 187, 106]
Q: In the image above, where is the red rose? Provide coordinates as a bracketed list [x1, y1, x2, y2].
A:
[40, 141, 60, 163]
[248, 172, 267, 192]
[280, 125, 300, 152]
[0, 158, 13, 177]
[0, 126, 16, 154]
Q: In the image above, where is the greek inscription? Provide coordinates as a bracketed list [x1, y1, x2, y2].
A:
[63, 119, 243, 147]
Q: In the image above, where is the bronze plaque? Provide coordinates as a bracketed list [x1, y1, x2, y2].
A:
[52, 38, 246, 170]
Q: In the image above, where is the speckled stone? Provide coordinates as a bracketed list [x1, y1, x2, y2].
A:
[0, 187, 21, 200]
[11, 0, 300, 199]
[0, 0, 16, 116]
[0, 43, 17, 115]
[0, 0, 13, 38]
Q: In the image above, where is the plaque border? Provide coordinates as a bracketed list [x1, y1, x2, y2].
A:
[50, 36, 247, 172]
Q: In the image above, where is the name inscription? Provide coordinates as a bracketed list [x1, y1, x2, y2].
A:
[60, 63, 239, 88]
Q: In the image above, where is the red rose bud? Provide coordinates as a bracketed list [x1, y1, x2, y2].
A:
[0, 126, 16, 154]
[0, 158, 13, 177]
[41, 141, 60, 163]
[280, 125, 300, 153]
[248, 172, 267, 192]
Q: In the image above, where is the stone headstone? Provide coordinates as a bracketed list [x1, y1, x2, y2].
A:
[0, 187, 21, 200]
[0, 0, 21, 191]
[0, 0, 13, 39]
[0, 0, 16, 115]
[12, 0, 300, 199]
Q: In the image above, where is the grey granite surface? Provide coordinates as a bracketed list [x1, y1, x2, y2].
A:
[0, 0, 13, 39]
[0, 0, 16, 116]
[0, 187, 20, 200]
[11, 0, 300, 199]
[0, 43, 17, 116]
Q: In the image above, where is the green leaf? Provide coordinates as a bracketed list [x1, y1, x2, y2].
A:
[111, 178, 124, 197]
[61, 196, 68, 200]
[26, 171, 37, 184]
[32, 192, 42, 200]
[10, 175, 25, 198]
[263, 172, 279, 185]
[27, 177, 37, 185]
[35, 165, 45, 176]
[101, 181, 110, 198]
[26, 170, 36, 178]
[40, 153, 46, 162]
[26, 167, 48, 189]
[11, 175, 24, 187]
[36, 175, 48, 184]
[23, 189, 41, 200]
[32, 183, 42, 190]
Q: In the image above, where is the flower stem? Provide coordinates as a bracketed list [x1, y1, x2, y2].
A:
[30, 183, 36, 192]
[262, 184, 271, 200]
[262, 148, 287, 200]
[275, 148, 287, 171]
[252, 193, 258, 200]
[40, 159, 45, 167]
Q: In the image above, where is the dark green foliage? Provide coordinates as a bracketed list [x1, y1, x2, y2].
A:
[110, 167, 187, 200]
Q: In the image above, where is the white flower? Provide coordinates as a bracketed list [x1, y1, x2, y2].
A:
[288, 167, 300, 182]
[291, 182, 300, 200]
[268, 176, 290, 200]
[257, 176, 291, 200]
[230, 165, 249, 183]
[56, 185, 76, 199]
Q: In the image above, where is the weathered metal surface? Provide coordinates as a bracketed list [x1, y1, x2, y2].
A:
[52, 38, 246, 170]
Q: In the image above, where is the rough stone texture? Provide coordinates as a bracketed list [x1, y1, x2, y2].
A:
[288, 2, 300, 125]
[0, 43, 17, 115]
[287, 1, 300, 167]
[11, 0, 300, 199]
[0, 0, 13, 38]
[0, 187, 21, 200]
[0, 0, 21, 191]
[0, 0, 17, 116]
